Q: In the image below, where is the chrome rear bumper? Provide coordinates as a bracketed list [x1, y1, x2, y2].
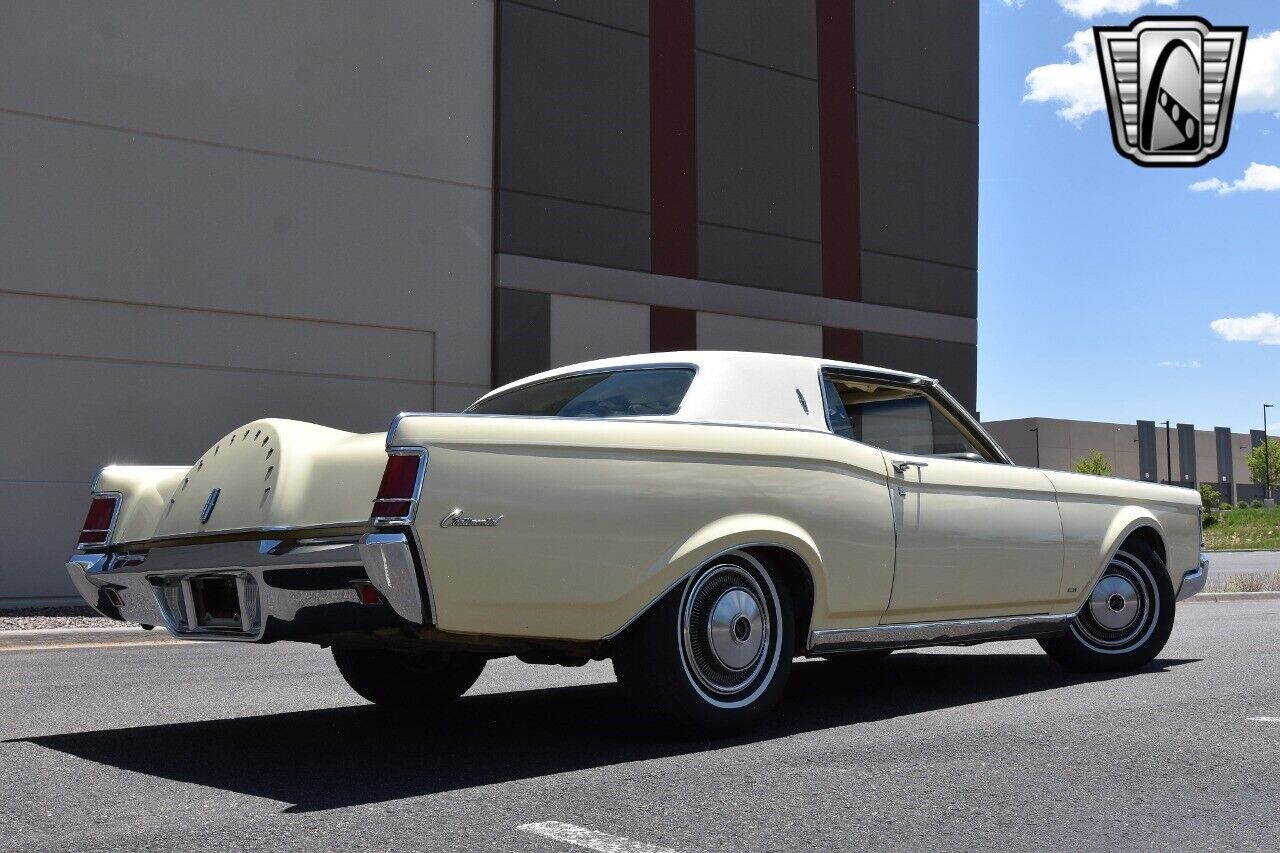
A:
[66, 532, 428, 642]
[1176, 552, 1209, 602]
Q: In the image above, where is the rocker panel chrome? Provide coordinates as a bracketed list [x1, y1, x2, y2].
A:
[808, 612, 1073, 654]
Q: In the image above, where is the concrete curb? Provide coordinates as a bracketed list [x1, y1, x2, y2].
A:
[1186, 591, 1280, 603]
[0, 626, 191, 651]
[1205, 549, 1280, 555]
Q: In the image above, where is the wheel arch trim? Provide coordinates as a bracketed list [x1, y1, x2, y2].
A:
[1074, 510, 1171, 612]
[601, 514, 823, 642]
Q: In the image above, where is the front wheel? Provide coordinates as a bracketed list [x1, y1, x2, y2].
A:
[331, 646, 486, 710]
[612, 551, 793, 733]
[1039, 539, 1174, 672]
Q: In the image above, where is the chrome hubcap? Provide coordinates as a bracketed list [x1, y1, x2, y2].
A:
[680, 562, 773, 696]
[707, 588, 764, 670]
[1071, 550, 1159, 653]
[1088, 574, 1140, 631]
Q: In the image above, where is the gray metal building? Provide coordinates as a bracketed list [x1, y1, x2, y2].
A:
[2, 1, 978, 606]
[984, 417, 1270, 503]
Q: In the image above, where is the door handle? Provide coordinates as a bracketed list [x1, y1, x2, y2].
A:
[891, 460, 929, 475]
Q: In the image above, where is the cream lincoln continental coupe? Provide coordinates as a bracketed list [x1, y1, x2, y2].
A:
[67, 352, 1207, 731]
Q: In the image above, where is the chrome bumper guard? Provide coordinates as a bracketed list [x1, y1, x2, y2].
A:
[66, 532, 427, 642]
[1176, 552, 1209, 602]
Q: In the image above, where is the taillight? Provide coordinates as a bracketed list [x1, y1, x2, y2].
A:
[78, 494, 119, 548]
[372, 453, 422, 520]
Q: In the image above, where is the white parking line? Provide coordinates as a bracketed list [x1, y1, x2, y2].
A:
[518, 821, 682, 853]
[1247, 717, 1280, 722]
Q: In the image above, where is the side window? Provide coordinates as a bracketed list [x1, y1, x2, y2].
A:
[821, 372, 991, 460]
[466, 368, 695, 418]
[821, 377, 854, 440]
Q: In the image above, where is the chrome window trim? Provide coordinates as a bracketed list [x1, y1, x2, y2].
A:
[370, 447, 429, 525]
[809, 612, 1073, 654]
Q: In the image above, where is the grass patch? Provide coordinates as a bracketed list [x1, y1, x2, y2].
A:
[1202, 505, 1280, 551]
[1204, 571, 1280, 593]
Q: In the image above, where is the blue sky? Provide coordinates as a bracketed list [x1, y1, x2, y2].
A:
[977, 0, 1279, 433]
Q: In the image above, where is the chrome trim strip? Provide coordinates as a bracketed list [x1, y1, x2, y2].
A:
[1176, 553, 1209, 601]
[808, 613, 1073, 654]
[387, 411, 831, 449]
[358, 533, 425, 624]
[113, 521, 373, 550]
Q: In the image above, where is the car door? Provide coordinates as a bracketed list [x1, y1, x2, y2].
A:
[821, 371, 1064, 624]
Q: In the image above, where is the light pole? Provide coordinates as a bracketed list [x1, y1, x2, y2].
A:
[1265, 404, 1274, 502]
[1029, 426, 1040, 468]
[1160, 420, 1173, 486]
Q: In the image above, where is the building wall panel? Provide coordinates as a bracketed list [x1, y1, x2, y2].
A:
[695, 0, 817, 79]
[0, 112, 491, 387]
[857, 95, 978, 270]
[497, 2, 650, 213]
[861, 251, 977, 318]
[0, 0, 495, 186]
[696, 53, 820, 242]
[696, 313, 822, 357]
[698, 224, 821, 296]
[498, 191, 651, 272]
[863, 332, 977, 412]
[549, 295, 650, 367]
[854, 0, 979, 123]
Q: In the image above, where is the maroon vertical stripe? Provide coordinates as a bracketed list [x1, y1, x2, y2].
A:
[816, 0, 861, 303]
[648, 0, 698, 350]
[823, 326, 864, 363]
[649, 0, 698, 277]
[651, 305, 697, 352]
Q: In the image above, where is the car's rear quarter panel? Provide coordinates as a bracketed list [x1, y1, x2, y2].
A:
[396, 416, 897, 642]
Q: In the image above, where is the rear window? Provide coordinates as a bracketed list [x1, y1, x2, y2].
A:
[466, 368, 696, 418]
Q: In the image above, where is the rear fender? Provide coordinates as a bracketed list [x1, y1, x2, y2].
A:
[607, 513, 824, 639]
[90, 466, 189, 547]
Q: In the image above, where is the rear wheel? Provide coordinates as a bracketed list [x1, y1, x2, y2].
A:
[612, 551, 793, 733]
[1039, 539, 1174, 672]
[331, 646, 486, 710]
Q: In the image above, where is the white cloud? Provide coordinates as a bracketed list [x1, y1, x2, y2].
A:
[1211, 313, 1280, 345]
[1023, 30, 1104, 124]
[1027, 28, 1280, 124]
[1156, 359, 1200, 368]
[1001, 0, 1028, 7]
[1190, 162, 1280, 195]
[1238, 31, 1280, 114]
[1058, 0, 1178, 19]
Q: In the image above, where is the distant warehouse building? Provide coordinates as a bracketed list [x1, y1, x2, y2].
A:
[984, 418, 1270, 504]
[1, 1, 978, 606]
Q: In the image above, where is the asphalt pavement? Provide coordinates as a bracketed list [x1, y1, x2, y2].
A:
[1209, 550, 1280, 580]
[1, 600, 1276, 852]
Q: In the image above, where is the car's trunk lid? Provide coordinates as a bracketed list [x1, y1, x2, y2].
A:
[148, 419, 387, 541]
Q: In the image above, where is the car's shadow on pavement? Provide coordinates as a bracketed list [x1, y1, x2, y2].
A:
[13, 652, 1197, 813]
